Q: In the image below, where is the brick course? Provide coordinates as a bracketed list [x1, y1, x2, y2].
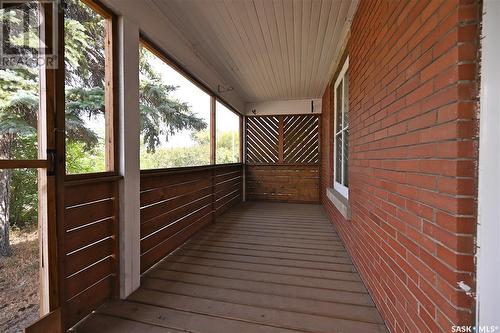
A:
[320, 1, 480, 332]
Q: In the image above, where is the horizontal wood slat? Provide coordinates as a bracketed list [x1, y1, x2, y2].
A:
[66, 275, 114, 328]
[246, 165, 320, 203]
[63, 177, 120, 329]
[140, 164, 243, 273]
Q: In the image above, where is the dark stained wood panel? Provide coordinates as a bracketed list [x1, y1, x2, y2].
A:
[63, 177, 120, 329]
[246, 165, 320, 203]
[74, 202, 388, 333]
[140, 164, 243, 274]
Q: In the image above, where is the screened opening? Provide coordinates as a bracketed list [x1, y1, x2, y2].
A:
[64, 0, 113, 174]
[0, 3, 44, 331]
[0, 168, 40, 332]
[216, 101, 240, 164]
[0, 2, 40, 160]
[139, 42, 211, 169]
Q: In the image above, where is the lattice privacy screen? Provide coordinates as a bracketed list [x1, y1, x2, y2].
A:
[245, 114, 320, 165]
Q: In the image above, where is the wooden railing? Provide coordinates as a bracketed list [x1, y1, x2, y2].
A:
[140, 164, 243, 273]
[62, 175, 120, 328]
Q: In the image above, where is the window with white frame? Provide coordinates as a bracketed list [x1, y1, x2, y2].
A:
[333, 57, 349, 198]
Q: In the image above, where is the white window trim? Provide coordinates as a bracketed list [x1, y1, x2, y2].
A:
[476, 0, 500, 327]
[333, 57, 349, 199]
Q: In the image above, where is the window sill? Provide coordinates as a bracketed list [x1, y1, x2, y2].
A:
[326, 187, 351, 221]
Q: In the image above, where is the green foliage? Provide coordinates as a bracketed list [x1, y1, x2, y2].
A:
[216, 131, 241, 164]
[140, 129, 241, 169]
[0, 0, 209, 233]
[8, 135, 38, 229]
[66, 141, 106, 174]
[140, 130, 210, 169]
[139, 47, 207, 153]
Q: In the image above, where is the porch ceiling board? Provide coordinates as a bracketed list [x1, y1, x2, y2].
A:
[146, 0, 356, 103]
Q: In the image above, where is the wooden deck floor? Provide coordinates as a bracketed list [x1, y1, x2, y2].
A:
[73, 202, 388, 333]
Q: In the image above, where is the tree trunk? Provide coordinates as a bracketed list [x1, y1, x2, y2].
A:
[0, 135, 12, 256]
[0, 168, 12, 256]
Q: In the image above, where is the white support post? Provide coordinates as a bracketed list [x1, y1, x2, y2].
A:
[118, 16, 141, 298]
[476, 0, 500, 327]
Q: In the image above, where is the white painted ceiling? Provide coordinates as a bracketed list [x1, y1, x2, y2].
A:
[146, 0, 357, 103]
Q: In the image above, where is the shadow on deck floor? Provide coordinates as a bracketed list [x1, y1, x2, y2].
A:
[73, 202, 388, 333]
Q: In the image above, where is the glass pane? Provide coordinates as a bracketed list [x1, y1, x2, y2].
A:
[343, 71, 349, 128]
[0, 168, 40, 331]
[335, 133, 342, 184]
[343, 129, 349, 187]
[0, 4, 40, 160]
[216, 101, 240, 164]
[139, 44, 210, 169]
[335, 81, 342, 133]
[64, 0, 108, 174]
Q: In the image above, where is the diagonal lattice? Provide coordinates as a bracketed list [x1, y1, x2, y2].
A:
[245, 116, 280, 164]
[246, 115, 319, 165]
[283, 115, 320, 164]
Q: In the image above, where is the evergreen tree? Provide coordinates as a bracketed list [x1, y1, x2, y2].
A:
[0, 0, 206, 255]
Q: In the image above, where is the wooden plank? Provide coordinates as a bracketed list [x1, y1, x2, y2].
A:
[25, 308, 62, 333]
[214, 170, 242, 184]
[187, 239, 347, 257]
[65, 181, 114, 207]
[140, 176, 211, 206]
[141, 204, 213, 254]
[214, 178, 242, 198]
[245, 164, 319, 203]
[158, 260, 366, 293]
[146, 269, 372, 306]
[278, 115, 284, 163]
[164, 255, 360, 282]
[140, 277, 384, 324]
[128, 289, 388, 333]
[66, 276, 113, 328]
[192, 233, 345, 251]
[140, 187, 212, 223]
[215, 187, 241, 207]
[97, 301, 300, 333]
[140, 212, 213, 273]
[211, 224, 340, 237]
[73, 313, 184, 333]
[65, 256, 115, 300]
[172, 248, 355, 273]
[200, 227, 340, 242]
[65, 238, 114, 277]
[0, 159, 48, 169]
[215, 193, 242, 216]
[140, 169, 211, 191]
[141, 195, 212, 238]
[65, 218, 113, 253]
[181, 242, 350, 264]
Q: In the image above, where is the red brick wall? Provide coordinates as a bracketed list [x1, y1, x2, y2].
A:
[321, 1, 480, 332]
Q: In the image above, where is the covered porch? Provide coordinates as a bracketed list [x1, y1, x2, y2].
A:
[1, 0, 488, 332]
